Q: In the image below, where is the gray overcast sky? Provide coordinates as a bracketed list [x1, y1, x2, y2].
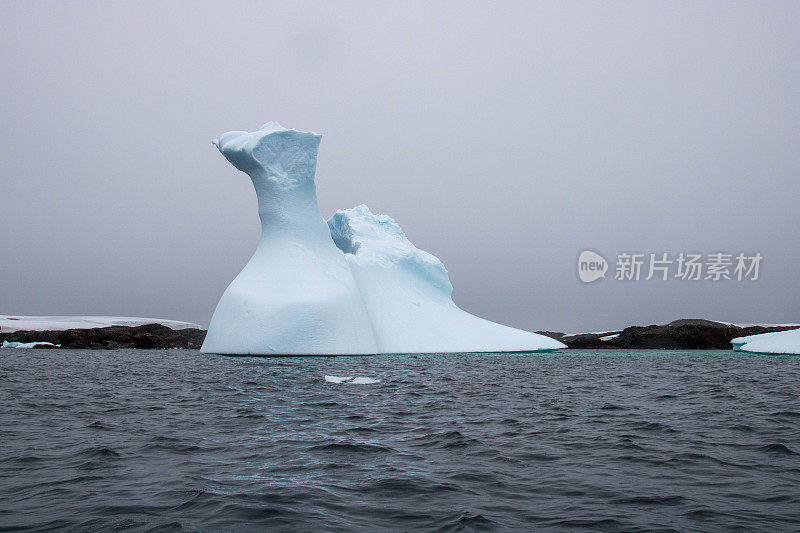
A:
[1, 1, 798, 333]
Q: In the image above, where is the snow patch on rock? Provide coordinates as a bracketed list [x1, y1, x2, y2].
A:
[1, 340, 59, 349]
[0, 316, 200, 333]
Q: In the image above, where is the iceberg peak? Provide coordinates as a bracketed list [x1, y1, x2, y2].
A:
[212, 123, 321, 184]
[200, 123, 378, 356]
[259, 121, 288, 133]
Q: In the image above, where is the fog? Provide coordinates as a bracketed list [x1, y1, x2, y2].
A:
[1, 1, 798, 332]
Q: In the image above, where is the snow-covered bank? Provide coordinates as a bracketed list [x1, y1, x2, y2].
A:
[0, 316, 201, 333]
[1, 341, 59, 349]
[0, 322, 206, 350]
[541, 319, 800, 350]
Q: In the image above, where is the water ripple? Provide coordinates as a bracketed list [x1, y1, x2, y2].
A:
[0, 348, 799, 530]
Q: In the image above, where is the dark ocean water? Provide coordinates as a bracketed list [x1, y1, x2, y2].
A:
[1, 349, 799, 532]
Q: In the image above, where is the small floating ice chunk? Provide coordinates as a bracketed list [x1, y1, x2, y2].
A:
[323, 375, 380, 384]
[349, 377, 381, 384]
[324, 375, 353, 383]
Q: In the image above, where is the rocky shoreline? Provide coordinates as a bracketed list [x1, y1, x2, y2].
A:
[0, 323, 206, 350]
[537, 319, 800, 350]
[1, 319, 798, 351]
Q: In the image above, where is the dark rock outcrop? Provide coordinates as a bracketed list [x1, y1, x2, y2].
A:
[606, 324, 741, 349]
[0, 324, 206, 350]
[538, 320, 799, 350]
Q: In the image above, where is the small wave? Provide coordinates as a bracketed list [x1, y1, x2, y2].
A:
[166, 489, 218, 512]
[80, 446, 121, 458]
[548, 517, 625, 528]
[436, 511, 497, 531]
[310, 442, 394, 454]
[344, 426, 378, 434]
[757, 494, 793, 503]
[684, 508, 726, 519]
[625, 421, 679, 433]
[234, 407, 263, 419]
[616, 454, 667, 465]
[759, 443, 797, 455]
[363, 477, 461, 496]
[213, 503, 288, 522]
[235, 413, 263, 420]
[618, 439, 646, 451]
[1, 455, 44, 465]
[410, 430, 482, 449]
[613, 494, 685, 505]
[144, 521, 192, 532]
[517, 451, 560, 462]
[20, 474, 106, 490]
[312, 401, 341, 407]
[449, 471, 499, 483]
[670, 452, 733, 466]
[144, 436, 205, 454]
[771, 410, 800, 418]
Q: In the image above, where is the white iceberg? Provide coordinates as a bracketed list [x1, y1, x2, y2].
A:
[732, 328, 800, 355]
[201, 122, 565, 356]
[730, 331, 783, 351]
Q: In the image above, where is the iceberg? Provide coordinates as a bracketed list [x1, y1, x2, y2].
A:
[730, 331, 782, 351]
[732, 328, 800, 355]
[201, 122, 565, 356]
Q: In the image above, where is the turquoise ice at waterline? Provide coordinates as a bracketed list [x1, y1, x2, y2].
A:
[732, 328, 800, 355]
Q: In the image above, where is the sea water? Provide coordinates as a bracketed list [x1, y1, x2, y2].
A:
[1, 349, 798, 531]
